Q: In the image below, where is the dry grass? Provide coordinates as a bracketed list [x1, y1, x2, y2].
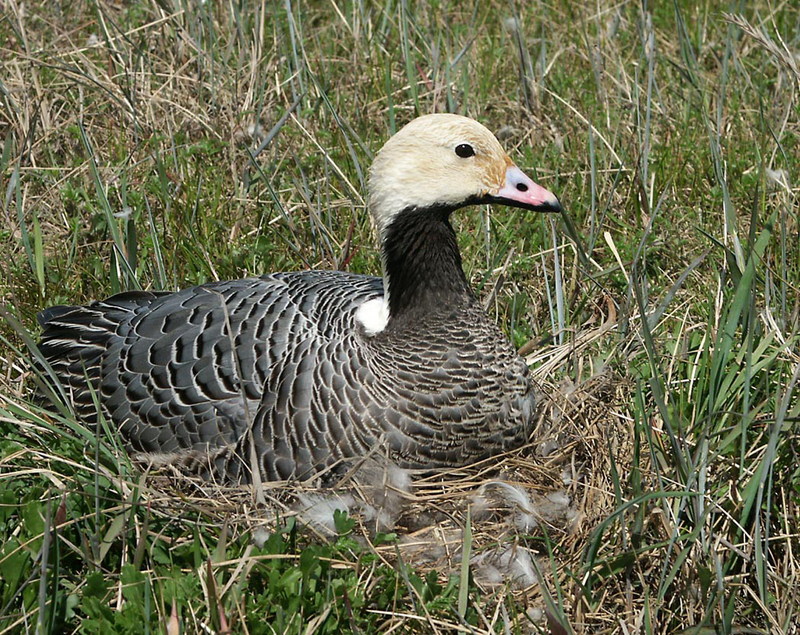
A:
[1, 0, 799, 633]
[0, 363, 630, 632]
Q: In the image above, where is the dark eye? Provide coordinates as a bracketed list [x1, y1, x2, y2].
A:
[455, 143, 475, 158]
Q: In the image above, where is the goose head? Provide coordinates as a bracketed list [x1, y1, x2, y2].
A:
[368, 113, 562, 239]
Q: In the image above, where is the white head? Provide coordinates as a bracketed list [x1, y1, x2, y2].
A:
[368, 113, 561, 239]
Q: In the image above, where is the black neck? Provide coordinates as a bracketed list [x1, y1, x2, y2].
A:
[382, 205, 474, 320]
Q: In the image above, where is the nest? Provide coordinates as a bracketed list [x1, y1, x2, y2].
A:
[117, 365, 634, 630]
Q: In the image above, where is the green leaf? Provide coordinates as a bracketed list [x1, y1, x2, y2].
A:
[83, 571, 109, 599]
[0, 538, 30, 591]
[120, 564, 146, 606]
[99, 514, 126, 564]
[458, 507, 472, 618]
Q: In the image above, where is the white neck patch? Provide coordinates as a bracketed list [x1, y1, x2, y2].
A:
[355, 297, 389, 336]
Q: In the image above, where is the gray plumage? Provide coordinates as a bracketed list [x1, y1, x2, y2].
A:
[38, 271, 532, 481]
[36, 114, 562, 483]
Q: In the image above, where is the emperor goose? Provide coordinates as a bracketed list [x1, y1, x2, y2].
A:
[37, 114, 562, 482]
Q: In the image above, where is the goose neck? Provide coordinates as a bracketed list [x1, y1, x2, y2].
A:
[381, 206, 473, 320]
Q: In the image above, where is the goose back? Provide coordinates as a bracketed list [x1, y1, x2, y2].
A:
[38, 270, 534, 481]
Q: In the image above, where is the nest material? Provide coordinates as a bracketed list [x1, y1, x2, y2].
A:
[123, 365, 634, 629]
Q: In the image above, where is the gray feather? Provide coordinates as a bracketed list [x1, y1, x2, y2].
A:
[37, 271, 534, 482]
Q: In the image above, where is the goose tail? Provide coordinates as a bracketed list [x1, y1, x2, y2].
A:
[36, 291, 165, 419]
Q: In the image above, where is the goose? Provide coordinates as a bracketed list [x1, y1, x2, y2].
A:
[37, 114, 562, 483]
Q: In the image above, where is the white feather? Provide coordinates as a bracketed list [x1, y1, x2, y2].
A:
[472, 545, 537, 589]
[546, 491, 570, 507]
[353, 461, 413, 531]
[295, 493, 355, 536]
[355, 297, 389, 336]
[251, 527, 272, 548]
[471, 481, 539, 532]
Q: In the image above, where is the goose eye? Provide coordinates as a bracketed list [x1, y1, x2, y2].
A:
[455, 143, 475, 158]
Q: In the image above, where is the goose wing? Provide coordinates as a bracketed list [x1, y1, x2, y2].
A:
[37, 271, 384, 462]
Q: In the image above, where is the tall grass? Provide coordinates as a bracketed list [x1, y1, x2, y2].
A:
[1, 0, 798, 632]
